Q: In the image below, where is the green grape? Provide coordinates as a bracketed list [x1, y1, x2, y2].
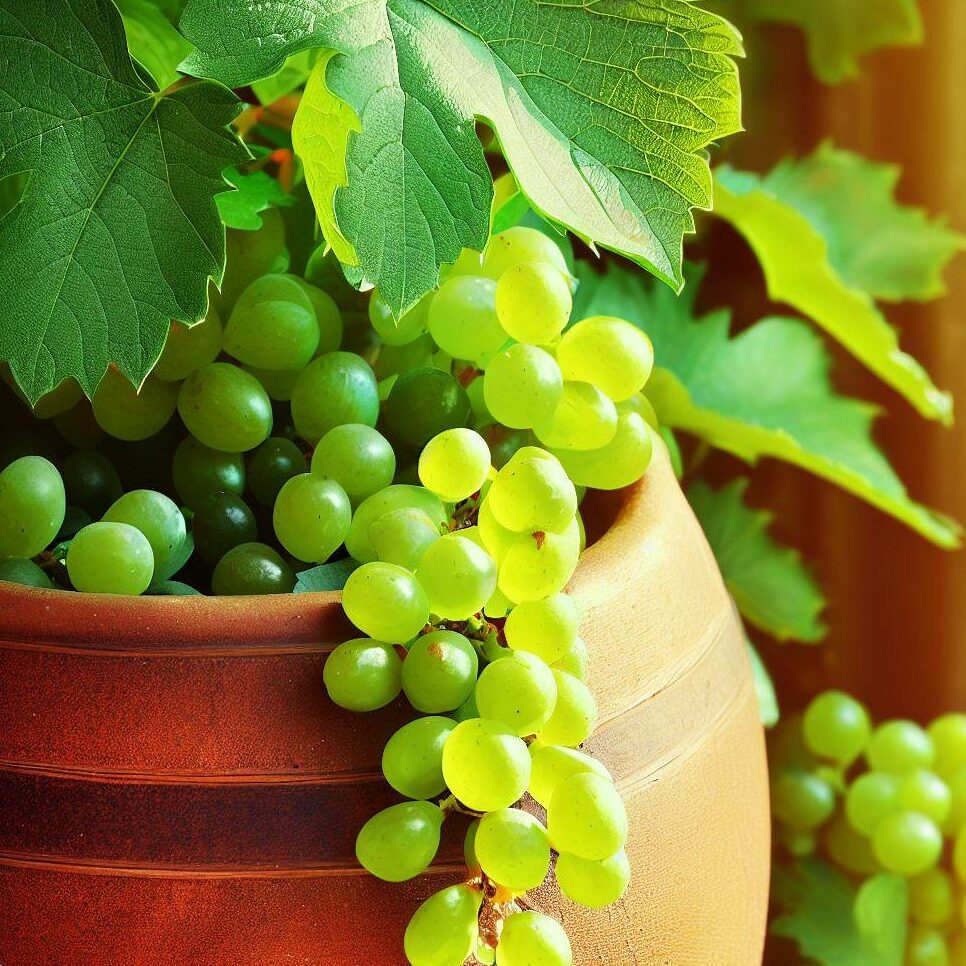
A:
[481, 227, 570, 282]
[178, 363, 273, 453]
[498, 518, 580, 603]
[771, 770, 836, 830]
[383, 368, 472, 452]
[311, 424, 396, 505]
[618, 392, 659, 430]
[291, 352, 379, 444]
[487, 450, 576, 534]
[557, 316, 654, 402]
[24, 378, 83, 418]
[346, 485, 448, 563]
[402, 630, 479, 713]
[483, 345, 563, 429]
[288, 276, 343, 354]
[0, 558, 55, 589]
[872, 811, 943, 876]
[442, 718, 531, 811]
[452, 689, 481, 723]
[220, 212, 289, 310]
[906, 927, 949, 966]
[475, 808, 550, 892]
[192, 491, 257, 565]
[374, 334, 436, 381]
[823, 813, 879, 876]
[464, 819, 481, 872]
[324, 638, 403, 711]
[951, 936, 966, 966]
[0, 455, 66, 558]
[232, 274, 313, 317]
[556, 849, 630, 908]
[537, 669, 596, 747]
[103, 490, 187, 578]
[550, 413, 653, 490]
[899, 770, 952, 826]
[369, 507, 441, 570]
[496, 913, 571, 966]
[944, 767, 966, 835]
[908, 868, 955, 926]
[53, 401, 105, 449]
[60, 450, 122, 517]
[475, 652, 557, 737]
[955, 826, 966, 882]
[382, 716, 454, 799]
[528, 744, 611, 809]
[553, 638, 589, 680]
[845, 772, 901, 836]
[92, 370, 179, 441]
[428, 275, 508, 367]
[868, 720, 937, 773]
[210, 542, 296, 595]
[466, 376, 491, 428]
[224, 300, 319, 371]
[369, 289, 432, 346]
[246, 437, 306, 507]
[547, 772, 627, 860]
[245, 365, 301, 402]
[418, 428, 490, 503]
[494, 261, 572, 345]
[273, 473, 351, 563]
[504, 593, 579, 665]
[929, 714, 966, 776]
[779, 827, 818, 858]
[404, 885, 481, 966]
[173, 436, 245, 509]
[485, 425, 529, 470]
[478, 496, 517, 561]
[441, 247, 486, 280]
[153, 312, 223, 382]
[415, 534, 497, 620]
[66, 522, 154, 595]
[802, 690, 872, 765]
[342, 561, 430, 642]
[484, 586, 513, 620]
[534, 381, 618, 451]
[355, 801, 443, 882]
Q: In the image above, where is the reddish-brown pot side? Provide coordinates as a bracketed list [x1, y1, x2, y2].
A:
[0, 445, 769, 965]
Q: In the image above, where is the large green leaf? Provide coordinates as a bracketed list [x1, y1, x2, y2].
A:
[116, 0, 193, 89]
[713, 156, 954, 424]
[574, 262, 960, 548]
[688, 478, 826, 643]
[180, 0, 742, 315]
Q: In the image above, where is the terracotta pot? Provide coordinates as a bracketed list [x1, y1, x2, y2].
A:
[0, 445, 769, 966]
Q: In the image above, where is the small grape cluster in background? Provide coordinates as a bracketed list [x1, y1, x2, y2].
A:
[771, 691, 966, 965]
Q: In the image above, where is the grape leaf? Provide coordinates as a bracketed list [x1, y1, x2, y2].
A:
[294, 557, 359, 594]
[0, 0, 246, 404]
[688, 478, 826, 643]
[216, 156, 295, 231]
[743, 0, 922, 84]
[115, 0, 193, 89]
[745, 638, 779, 727]
[573, 262, 960, 548]
[252, 49, 320, 106]
[180, 0, 743, 315]
[773, 860, 907, 966]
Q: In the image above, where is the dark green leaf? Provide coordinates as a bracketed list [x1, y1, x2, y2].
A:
[147, 579, 203, 595]
[294, 557, 359, 594]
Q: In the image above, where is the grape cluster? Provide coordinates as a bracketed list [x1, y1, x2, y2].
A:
[0, 209, 657, 964]
[772, 692, 966, 965]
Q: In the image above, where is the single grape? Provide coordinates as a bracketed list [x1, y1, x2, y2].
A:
[288, 276, 343, 353]
[192, 491, 258, 565]
[418, 428, 490, 503]
[464, 819, 481, 873]
[356, 801, 443, 882]
[178, 363, 273, 453]
[404, 884, 481, 966]
[487, 450, 576, 534]
[92, 370, 179, 441]
[556, 849, 630, 908]
[52, 401, 104, 449]
[868, 720, 936, 773]
[906, 927, 949, 966]
[0, 455, 66, 558]
[173, 436, 245, 508]
[485, 425, 529, 471]
[220, 211, 289, 310]
[246, 436, 306, 506]
[618, 392, 659, 430]
[0, 558, 55, 589]
[452, 689, 481, 723]
[475, 652, 557, 737]
[23, 378, 83, 418]
[802, 690, 871, 765]
[224, 299, 320, 370]
[428, 275, 507, 367]
[477, 496, 518, 561]
[944, 767, 966, 835]
[481, 227, 570, 282]
[553, 638, 589, 680]
[374, 334, 436, 381]
[324, 638, 403, 711]
[402, 630, 479, 713]
[311, 424, 396, 504]
[899, 770, 952, 826]
[557, 316, 653, 402]
[60, 450, 122, 517]
[346, 485, 447, 563]
[416, 534, 497, 620]
[534, 381, 618, 451]
[771, 770, 836, 831]
[475, 808, 550, 892]
[845, 772, 901, 836]
[103, 490, 187, 578]
[908, 868, 955, 926]
[483, 345, 563, 429]
[528, 744, 611, 809]
[494, 261, 572, 345]
[484, 586, 513, 620]
[823, 813, 879, 877]
[382, 715, 454, 799]
[210, 542, 296, 595]
[66, 522, 154, 595]
[495, 911, 572, 966]
[550, 412, 653, 490]
[929, 714, 966, 776]
[872, 810, 943, 876]
[779, 827, 818, 859]
[291, 352, 379, 444]
[955, 826, 966, 882]
[383, 368, 472, 453]
[537, 669, 596, 747]
[153, 311, 223, 382]
[245, 365, 301, 402]
[504, 593, 580, 665]
[232, 273, 314, 318]
[273, 473, 351, 563]
[369, 290, 432, 346]
[442, 718, 531, 812]
[369, 507, 441, 571]
[466, 376, 491, 428]
[498, 518, 581, 603]
[342, 561, 430, 642]
[547, 772, 627, 860]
